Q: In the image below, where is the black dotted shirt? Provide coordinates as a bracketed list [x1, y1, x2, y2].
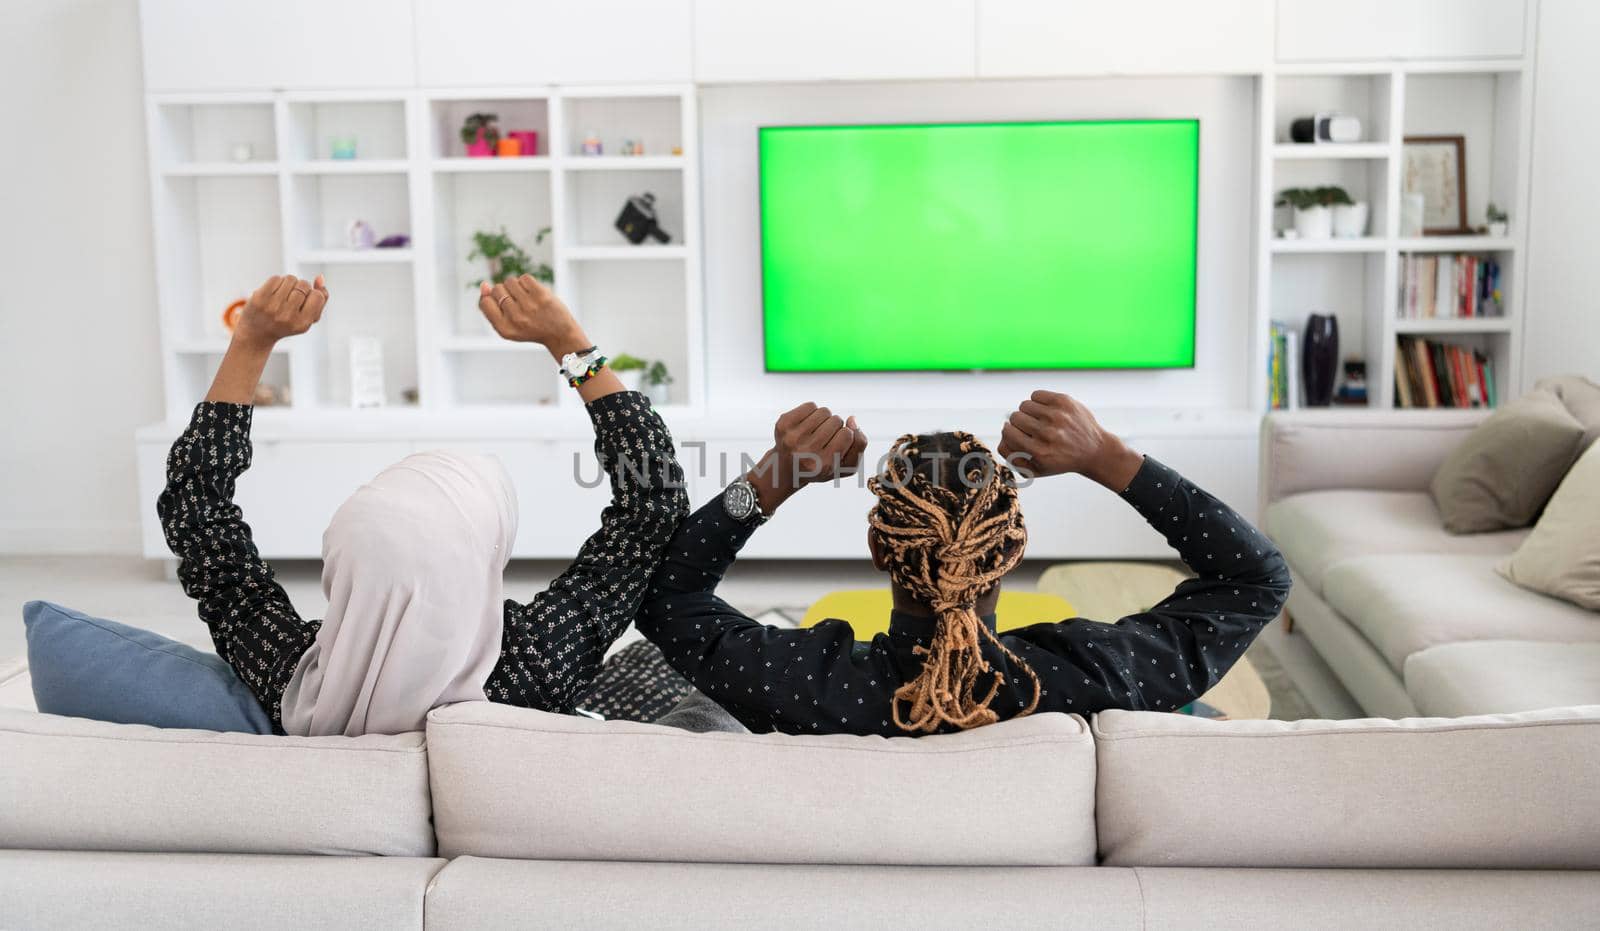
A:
[638, 457, 1293, 736]
[157, 392, 687, 732]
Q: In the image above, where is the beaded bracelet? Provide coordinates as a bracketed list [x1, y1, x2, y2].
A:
[566, 355, 609, 389]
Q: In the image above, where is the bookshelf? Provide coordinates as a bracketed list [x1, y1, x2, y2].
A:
[145, 85, 703, 420]
[1254, 55, 1534, 411]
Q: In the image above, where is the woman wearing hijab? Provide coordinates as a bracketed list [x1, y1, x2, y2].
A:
[157, 272, 687, 736]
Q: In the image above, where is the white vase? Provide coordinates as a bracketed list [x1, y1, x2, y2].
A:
[1488, 221, 1508, 238]
[1332, 202, 1369, 238]
[1293, 205, 1332, 240]
[645, 381, 671, 406]
[616, 370, 644, 393]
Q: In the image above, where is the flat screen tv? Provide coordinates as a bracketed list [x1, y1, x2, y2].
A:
[758, 119, 1199, 372]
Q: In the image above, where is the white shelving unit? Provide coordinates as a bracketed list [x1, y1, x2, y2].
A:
[1254, 49, 1535, 410]
[145, 85, 702, 420]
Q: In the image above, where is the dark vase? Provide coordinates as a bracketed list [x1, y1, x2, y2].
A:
[1302, 314, 1339, 407]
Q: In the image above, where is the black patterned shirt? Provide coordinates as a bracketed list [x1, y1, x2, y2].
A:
[637, 457, 1292, 736]
[157, 392, 687, 732]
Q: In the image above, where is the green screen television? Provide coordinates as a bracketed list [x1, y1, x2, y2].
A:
[758, 119, 1199, 372]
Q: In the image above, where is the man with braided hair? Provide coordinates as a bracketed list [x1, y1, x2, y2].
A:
[637, 392, 1291, 736]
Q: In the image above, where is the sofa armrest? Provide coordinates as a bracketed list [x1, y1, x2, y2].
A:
[1259, 409, 1488, 512]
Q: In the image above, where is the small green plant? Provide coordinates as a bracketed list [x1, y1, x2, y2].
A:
[1486, 202, 1509, 223]
[1276, 186, 1353, 209]
[468, 227, 552, 287]
[460, 112, 500, 147]
[645, 360, 673, 388]
[609, 353, 647, 372]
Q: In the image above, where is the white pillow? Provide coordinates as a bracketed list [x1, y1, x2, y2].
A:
[1499, 439, 1600, 609]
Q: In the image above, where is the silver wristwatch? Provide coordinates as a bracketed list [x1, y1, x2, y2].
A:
[722, 477, 766, 524]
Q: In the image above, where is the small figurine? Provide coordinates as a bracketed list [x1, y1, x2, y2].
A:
[329, 136, 358, 160]
[347, 220, 376, 250]
[581, 131, 603, 156]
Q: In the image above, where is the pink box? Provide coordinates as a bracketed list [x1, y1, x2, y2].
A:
[508, 131, 539, 157]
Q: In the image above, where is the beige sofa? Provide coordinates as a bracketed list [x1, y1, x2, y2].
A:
[4, 696, 1600, 929]
[1261, 409, 1600, 718]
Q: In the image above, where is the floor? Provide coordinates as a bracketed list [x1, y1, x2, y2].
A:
[1, 554, 1327, 719]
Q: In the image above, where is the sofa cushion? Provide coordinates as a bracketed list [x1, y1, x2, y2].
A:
[1536, 374, 1600, 450]
[0, 709, 433, 857]
[426, 702, 1096, 866]
[1499, 438, 1600, 610]
[23, 600, 271, 734]
[424, 858, 1141, 931]
[0, 850, 443, 931]
[1093, 706, 1600, 869]
[1324, 554, 1600, 671]
[1264, 490, 1527, 593]
[1429, 388, 1587, 533]
[1406, 641, 1600, 717]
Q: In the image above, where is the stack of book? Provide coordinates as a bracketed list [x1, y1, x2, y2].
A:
[1394, 337, 1497, 408]
[1398, 254, 1503, 319]
[1268, 321, 1300, 410]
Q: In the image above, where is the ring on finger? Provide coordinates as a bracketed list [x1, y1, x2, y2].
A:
[498, 295, 515, 306]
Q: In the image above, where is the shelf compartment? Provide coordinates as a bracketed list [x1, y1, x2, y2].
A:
[1402, 71, 1524, 235]
[428, 97, 550, 160]
[432, 170, 555, 337]
[560, 95, 682, 158]
[287, 173, 412, 254]
[1273, 157, 1390, 242]
[174, 350, 293, 410]
[297, 264, 419, 409]
[565, 259, 689, 408]
[155, 174, 283, 343]
[1271, 252, 1388, 411]
[563, 169, 684, 249]
[153, 100, 277, 166]
[1392, 331, 1511, 410]
[285, 99, 408, 163]
[444, 352, 561, 407]
[1273, 73, 1394, 147]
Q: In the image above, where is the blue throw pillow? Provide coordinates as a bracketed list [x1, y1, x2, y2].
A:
[23, 600, 271, 734]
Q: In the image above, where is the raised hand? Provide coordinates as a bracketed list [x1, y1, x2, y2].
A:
[997, 390, 1144, 491]
[747, 402, 869, 514]
[234, 274, 327, 349]
[478, 274, 585, 355]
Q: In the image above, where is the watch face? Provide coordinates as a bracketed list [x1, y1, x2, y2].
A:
[723, 480, 757, 521]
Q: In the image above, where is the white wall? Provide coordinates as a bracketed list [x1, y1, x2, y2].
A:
[0, 0, 161, 553]
[1521, 0, 1600, 387]
[700, 77, 1257, 415]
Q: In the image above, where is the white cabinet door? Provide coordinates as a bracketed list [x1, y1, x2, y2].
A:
[1277, 0, 1527, 61]
[693, 0, 976, 83]
[231, 441, 415, 557]
[415, 0, 693, 86]
[139, 0, 415, 91]
[978, 0, 1272, 77]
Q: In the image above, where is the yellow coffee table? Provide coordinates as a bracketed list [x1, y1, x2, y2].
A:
[799, 590, 1075, 641]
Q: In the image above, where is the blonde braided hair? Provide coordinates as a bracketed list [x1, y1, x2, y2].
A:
[868, 432, 1039, 733]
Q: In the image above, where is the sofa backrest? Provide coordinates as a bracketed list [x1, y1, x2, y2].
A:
[425, 703, 1098, 866]
[1094, 706, 1600, 869]
[0, 709, 434, 857]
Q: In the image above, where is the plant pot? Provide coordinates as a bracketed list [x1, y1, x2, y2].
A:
[496, 137, 522, 157]
[465, 140, 492, 158]
[1488, 221, 1508, 238]
[1302, 314, 1340, 407]
[1292, 205, 1332, 240]
[1331, 202, 1369, 238]
[615, 370, 645, 393]
[645, 381, 671, 406]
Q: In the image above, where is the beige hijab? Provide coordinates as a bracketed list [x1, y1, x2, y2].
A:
[281, 451, 517, 737]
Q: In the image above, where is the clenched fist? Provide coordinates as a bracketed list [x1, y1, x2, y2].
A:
[478, 275, 584, 354]
[997, 390, 1144, 491]
[235, 274, 327, 349]
[747, 402, 869, 514]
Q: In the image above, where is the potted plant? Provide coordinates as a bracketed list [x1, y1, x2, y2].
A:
[1278, 186, 1362, 240]
[1485, 203, 1509, 238]
[460, 113, 500, 158]
[643, 360, 673, 406]
[467, 227, 553, 288]
[609, 353, 647, 392]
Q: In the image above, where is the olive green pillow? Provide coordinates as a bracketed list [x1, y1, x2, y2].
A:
[1499, 438, 1600, 610]
[1535, 375, 1600, 449]
[1430, 389, 1586, 533]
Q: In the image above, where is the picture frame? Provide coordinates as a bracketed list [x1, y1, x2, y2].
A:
[1402, 135, 1470, 235]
